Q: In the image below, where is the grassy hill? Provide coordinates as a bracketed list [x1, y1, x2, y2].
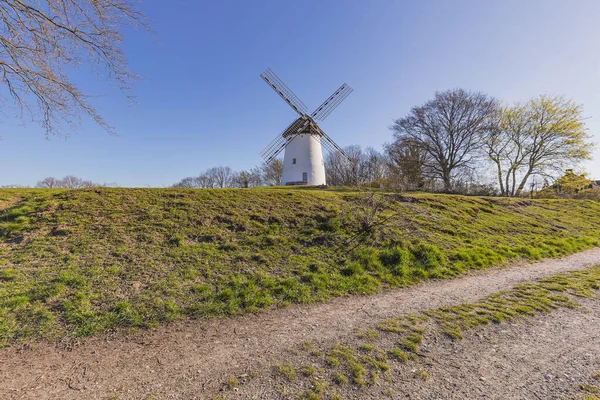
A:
[0, 188, 599, 346]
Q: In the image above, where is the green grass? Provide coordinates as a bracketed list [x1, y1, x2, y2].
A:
[0, 187, 599, 345]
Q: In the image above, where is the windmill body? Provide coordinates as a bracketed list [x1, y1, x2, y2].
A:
[259, 68, 353, 186]
[281, 129, 326, 186]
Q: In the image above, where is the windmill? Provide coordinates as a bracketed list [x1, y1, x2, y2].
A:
[259, 68, 353, 186]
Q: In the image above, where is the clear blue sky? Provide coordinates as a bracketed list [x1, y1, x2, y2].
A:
[1, 0, 599, 187]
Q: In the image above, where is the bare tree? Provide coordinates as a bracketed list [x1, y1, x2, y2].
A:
[209, 166, 233, 188]
[174, 166, 255, 189]
[391, 89, 498, 192]
[261, 159, 283, 186]
[172, 172, 215, 189]
[325, 149, 349, 186]
[60, 175, 95, 188]
[325, 145, 364, 186]
[361, 147, 387, 185]
[35, 175, 97, 188]
[232, 168, 262, 188]
[385, 138, 428, 190]
[35, 176, 60, 188]
[196, 172, 216, 188]
[325, 146, 387, 187]
[171, 177, 197, 188]
[0, 0, 147, 136]
[485, 95, 593, 196]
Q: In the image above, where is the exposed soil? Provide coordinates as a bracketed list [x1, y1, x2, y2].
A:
[234, 297, 600, 400]
[1, 248, 599, 399]
[395, 300, 600, 400]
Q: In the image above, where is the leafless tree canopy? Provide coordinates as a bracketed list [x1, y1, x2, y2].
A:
[172, 164, 270, 189]
[35, 175, 99, 188]
[0, 0, 146, 136]
[260, 159, 283, 186]
[385, 138, 428, 190]
[325, 146, 387, 186]
[1, 183, 29, 188]
[391, 89, 499, 192]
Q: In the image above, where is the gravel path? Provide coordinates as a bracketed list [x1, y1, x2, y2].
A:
[366, 298, 600, 400]
[1, 248, 599, 399]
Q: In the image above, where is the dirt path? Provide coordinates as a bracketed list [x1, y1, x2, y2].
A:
[1, 248, 600, 399]
[363, 297, 600, 400]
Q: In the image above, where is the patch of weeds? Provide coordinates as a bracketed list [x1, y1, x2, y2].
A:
[580, 383, 600, 394]
[406, 332, 423, 344]
[440, 323, 464, 340]
[377, 318, 407, 334]
[298, 377, 329, 400]
[359, 343, 375, 352]
[399, 338, 419, 353]
[388, 348, 409, 362]
[300, 341, 313, 351]
[298, 390, 320, 400]
[331, 371, 348, 385]
[249, 370, 261, 378]
[274, 362, 297, 381]
[311, 378, 328, 393]
[0, 268, 16, 281]
[357, 329, 379, 341]
[326, 356, 340, 368]
[415, 368, 429, 381]
[301, 365, 316, 377]
[222, 376, 238, 390]
[361, 355, 389, 372]
[327, 345, 367, 386]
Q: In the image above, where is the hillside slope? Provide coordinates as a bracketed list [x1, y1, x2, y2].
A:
[0, 188, 599, 345]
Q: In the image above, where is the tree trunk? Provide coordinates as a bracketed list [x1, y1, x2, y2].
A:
[493, 159, 505, 196]
[515, 170, 533, 197]
[442, 170, 453, 192]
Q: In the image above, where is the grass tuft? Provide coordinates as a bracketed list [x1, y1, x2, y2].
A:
[274, 362, 297, 381]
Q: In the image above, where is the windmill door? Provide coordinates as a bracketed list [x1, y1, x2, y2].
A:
[302, 172, 308, 182]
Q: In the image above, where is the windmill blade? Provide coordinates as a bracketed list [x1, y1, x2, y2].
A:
[260, 118, 306, 159]
[260, 134, 287, 161]
[310, 83, 354, 121]
[261, 68, 308, 117]
[319, 130, 350, 160]
[260, 118, 309, 162]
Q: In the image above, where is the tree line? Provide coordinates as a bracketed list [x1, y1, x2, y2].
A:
[171, 89, 593, 197]
[388, 89, 592, 196]
[172, 162, 283, 188]
[3, 89, 593, 196]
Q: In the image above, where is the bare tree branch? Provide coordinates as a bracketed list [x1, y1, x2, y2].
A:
[0, 0, 148, 136]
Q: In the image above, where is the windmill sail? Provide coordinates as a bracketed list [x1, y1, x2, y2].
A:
[310, 83, 354, 121]
[260, 118, 309, 162]
[260, 68, 308, 117]
[320, 131, 349, 160]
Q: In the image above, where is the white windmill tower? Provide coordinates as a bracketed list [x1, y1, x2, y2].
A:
[259, 68, 353, 186]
